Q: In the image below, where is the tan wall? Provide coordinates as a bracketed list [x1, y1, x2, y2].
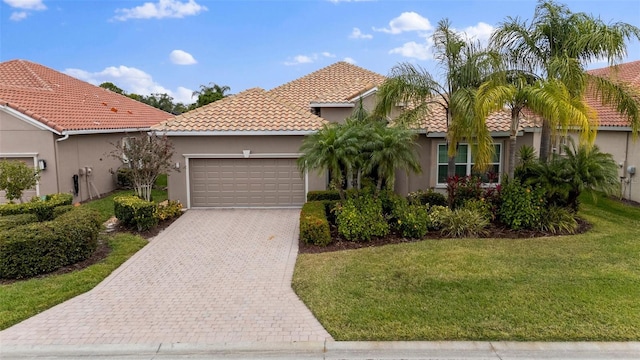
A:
[320, 108, 353, 124]
[56, 133, 127, 202]
[592, 131, 640, 202]
[168, 135, 326, 206]
[0, 110, 58, 202]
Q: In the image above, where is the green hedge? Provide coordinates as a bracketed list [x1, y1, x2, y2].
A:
[0, 193, 74, 221]
[307, 190, 341, 202]
[300, 201, 332, 246]
[114, 195, 158, 231]
[0, 207, 101, 279]
[0, 213, 38, 231]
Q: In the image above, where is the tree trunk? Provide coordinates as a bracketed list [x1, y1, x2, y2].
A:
[539, 118, 551, 163]
[508, 134, 518, 180]
[447, 155, 456, 178]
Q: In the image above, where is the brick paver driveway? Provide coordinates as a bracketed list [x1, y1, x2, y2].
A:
[0, 209, 332, 345]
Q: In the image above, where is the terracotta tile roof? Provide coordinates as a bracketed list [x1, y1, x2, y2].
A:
[268, 62, 386, 109]
[153, 88, 326, 132]
[586, 60, 640, 128]
[0, 59, 172, 133]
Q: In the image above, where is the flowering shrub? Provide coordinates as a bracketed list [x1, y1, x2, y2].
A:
[392, 200, 430, 239]
[428, 205, 452, 230]
[498, 178, 546, 230]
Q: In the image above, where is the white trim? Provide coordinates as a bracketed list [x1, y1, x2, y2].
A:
[160, 130, 316, 136]
[427, 131, 521, 138]
[0, 105, 61, 135]
[183, 153, 305, 209]
[63, 128, 152, 135]
[309, 102, 355, 108]
[347, 87, 379, 102]
[0, 153, 41, 198]
[596, 126, 633, 132]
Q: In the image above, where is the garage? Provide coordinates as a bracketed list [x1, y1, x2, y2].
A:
[189, 158, 305, 208]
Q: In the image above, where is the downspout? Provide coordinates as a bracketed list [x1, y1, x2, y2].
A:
[54, 133, 70, 194]
[625, 132, 630, 200]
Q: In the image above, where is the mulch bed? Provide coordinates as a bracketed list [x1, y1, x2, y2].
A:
[298, 218, 592, 254]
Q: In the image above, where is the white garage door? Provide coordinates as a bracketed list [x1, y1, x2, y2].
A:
[189, 158, 305, 207]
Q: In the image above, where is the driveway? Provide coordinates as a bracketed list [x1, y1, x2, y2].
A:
[0, 209, 332, 345]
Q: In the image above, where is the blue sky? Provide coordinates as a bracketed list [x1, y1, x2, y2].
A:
[2, 0, 639, 105]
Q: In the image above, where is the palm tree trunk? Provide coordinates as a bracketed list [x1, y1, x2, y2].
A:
[539, 118, 551, 163]
[447, 155, 456, 178]
[508, 134, 517, 179]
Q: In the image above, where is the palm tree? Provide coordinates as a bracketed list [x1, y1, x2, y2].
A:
[364, 124, 422, 191]
[491, 0, 640, 161]
[297, 122, 360, 198]
[191, 83, 231, 109]
[476, 69, 593, 179]
[375, 19, 497, 177]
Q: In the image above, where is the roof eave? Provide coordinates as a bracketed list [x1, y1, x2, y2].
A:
[158, 130, 318, 136]
[0, 103, 62, 135]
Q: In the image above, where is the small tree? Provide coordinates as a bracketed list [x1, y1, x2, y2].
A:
[112, 132, 176, 201]
[0, 160, 40, 203]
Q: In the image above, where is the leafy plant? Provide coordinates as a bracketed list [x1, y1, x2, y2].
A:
[392, 201, 430, 239]
[447, 175, 483, 209]
[428, 205, 452, 231]
[155, 200, 183, 221]
[441, 208, 489, 238]
[408, 189, 447, 207]
[0, 160, 40, 203]
[498, 178, 545, 230]
[335, 196, 389, 242]
[300, 201, 332, 246]
[539, 206, 579, 234]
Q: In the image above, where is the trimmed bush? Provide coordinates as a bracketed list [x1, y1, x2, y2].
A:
[0, 213, 38, 231]
[300, 201, 332, 246]
[0, 207, 101, 279]
[52, 205, 74, 218]
[114, 195, 158, 231]
[322, 200, 339, 225]
[392, 200, 430, 239]
[335, 196, 389, 242]
[499, 179, 546, 230]
[307, 190, 341, 202]
[441, 208, 489, 238]
[408, 189, 447, 207]
[0, 193, 74, 221]
[155, 200, 183, 222]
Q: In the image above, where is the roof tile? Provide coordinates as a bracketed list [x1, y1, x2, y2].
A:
[586, 60, 640, 128]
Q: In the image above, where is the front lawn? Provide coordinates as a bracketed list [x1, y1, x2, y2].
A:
[0, 233, 147, 330]
[293, 194, 640, 341]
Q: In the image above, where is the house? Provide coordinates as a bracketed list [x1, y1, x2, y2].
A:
[155, 62, 540, 208]
[0, 59, 172, 203]
[582, 61, 640, 202]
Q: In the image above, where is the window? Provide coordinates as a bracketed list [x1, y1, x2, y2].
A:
[121, 137, 132, 165]
[437, 143, 501, 185]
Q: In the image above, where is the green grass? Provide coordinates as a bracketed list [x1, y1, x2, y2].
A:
[293, 194, 640, 341]
[0, 233, 147, 330]
[84, 176, 168, 222]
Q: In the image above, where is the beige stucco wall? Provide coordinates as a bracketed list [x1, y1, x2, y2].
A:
[318, 92, 379, 124]
[167, 135, 326, 207]
[0, 110, 58, 202]
[55, 133, 127, 202]
[592, 130, 640, 202]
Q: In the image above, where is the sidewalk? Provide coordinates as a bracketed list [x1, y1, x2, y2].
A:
[2, 341, 639, 359]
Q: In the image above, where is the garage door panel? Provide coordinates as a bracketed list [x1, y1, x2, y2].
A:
[189, 158, 305, 207]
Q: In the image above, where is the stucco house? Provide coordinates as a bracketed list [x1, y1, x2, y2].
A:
[155, 62, 541, 208]
[582, 61, 640, 202]
[0, 59, 172, 203]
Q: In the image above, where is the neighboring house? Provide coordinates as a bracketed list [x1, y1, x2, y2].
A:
[580, 61, 640, 202]
[155, 62, 540, 208]
[0, 59, 172, 203]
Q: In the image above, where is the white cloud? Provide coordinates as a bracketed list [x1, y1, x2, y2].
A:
[343, 57, 357, 64]
[113, 0, 207, 21]
[374, 12, 432, 34]
[349, 27, 372, 39]
[389, 41, 433, 61]
[169, 49, 197, 65]
[9, 11, 28, 21]
[458, 22, 494, 44]
[284, 52, 336, 66]
[64, 65, 194, 104]
[3, 0, 46, 10]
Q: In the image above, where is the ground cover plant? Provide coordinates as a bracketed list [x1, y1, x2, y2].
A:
[293, 193, 640, 341]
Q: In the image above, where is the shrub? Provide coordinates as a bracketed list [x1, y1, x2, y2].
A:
[0, 160, 40, 203]
[498, 178, 545, 230]
[155, 200, 183, 221]
[0, 193, 74, 221]
[322, 200, 339, 225]
[408, 189, 447, 207]
[0, 207, 101, 279]
[300, 201, 332, 246]
[116, 167, 133, 189]
[335, 196, 389, 242]
[428, 205, 451, 230]
[114, 195, 158, 231]
[52, 205, 74, 218]
[392, 201, 430, 239]
[307, 190, 341, 202]
[378, 189, 404, 216]
[441, 208, 489, 238]
[447, 175, 483, 209]
[462, 199, 493, 222]
[539, 206, 578, 234]
[0, 213, 38, 231]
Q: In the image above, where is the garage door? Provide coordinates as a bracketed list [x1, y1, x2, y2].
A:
[189, 158, 305, 207]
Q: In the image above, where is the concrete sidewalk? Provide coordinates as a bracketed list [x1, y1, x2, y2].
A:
[2, 341, 639, 359]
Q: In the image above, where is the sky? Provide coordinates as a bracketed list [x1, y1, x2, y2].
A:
[1, 0, 639, 105]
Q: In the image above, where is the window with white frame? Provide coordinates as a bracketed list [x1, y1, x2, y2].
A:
[436, 143, 502, 185]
